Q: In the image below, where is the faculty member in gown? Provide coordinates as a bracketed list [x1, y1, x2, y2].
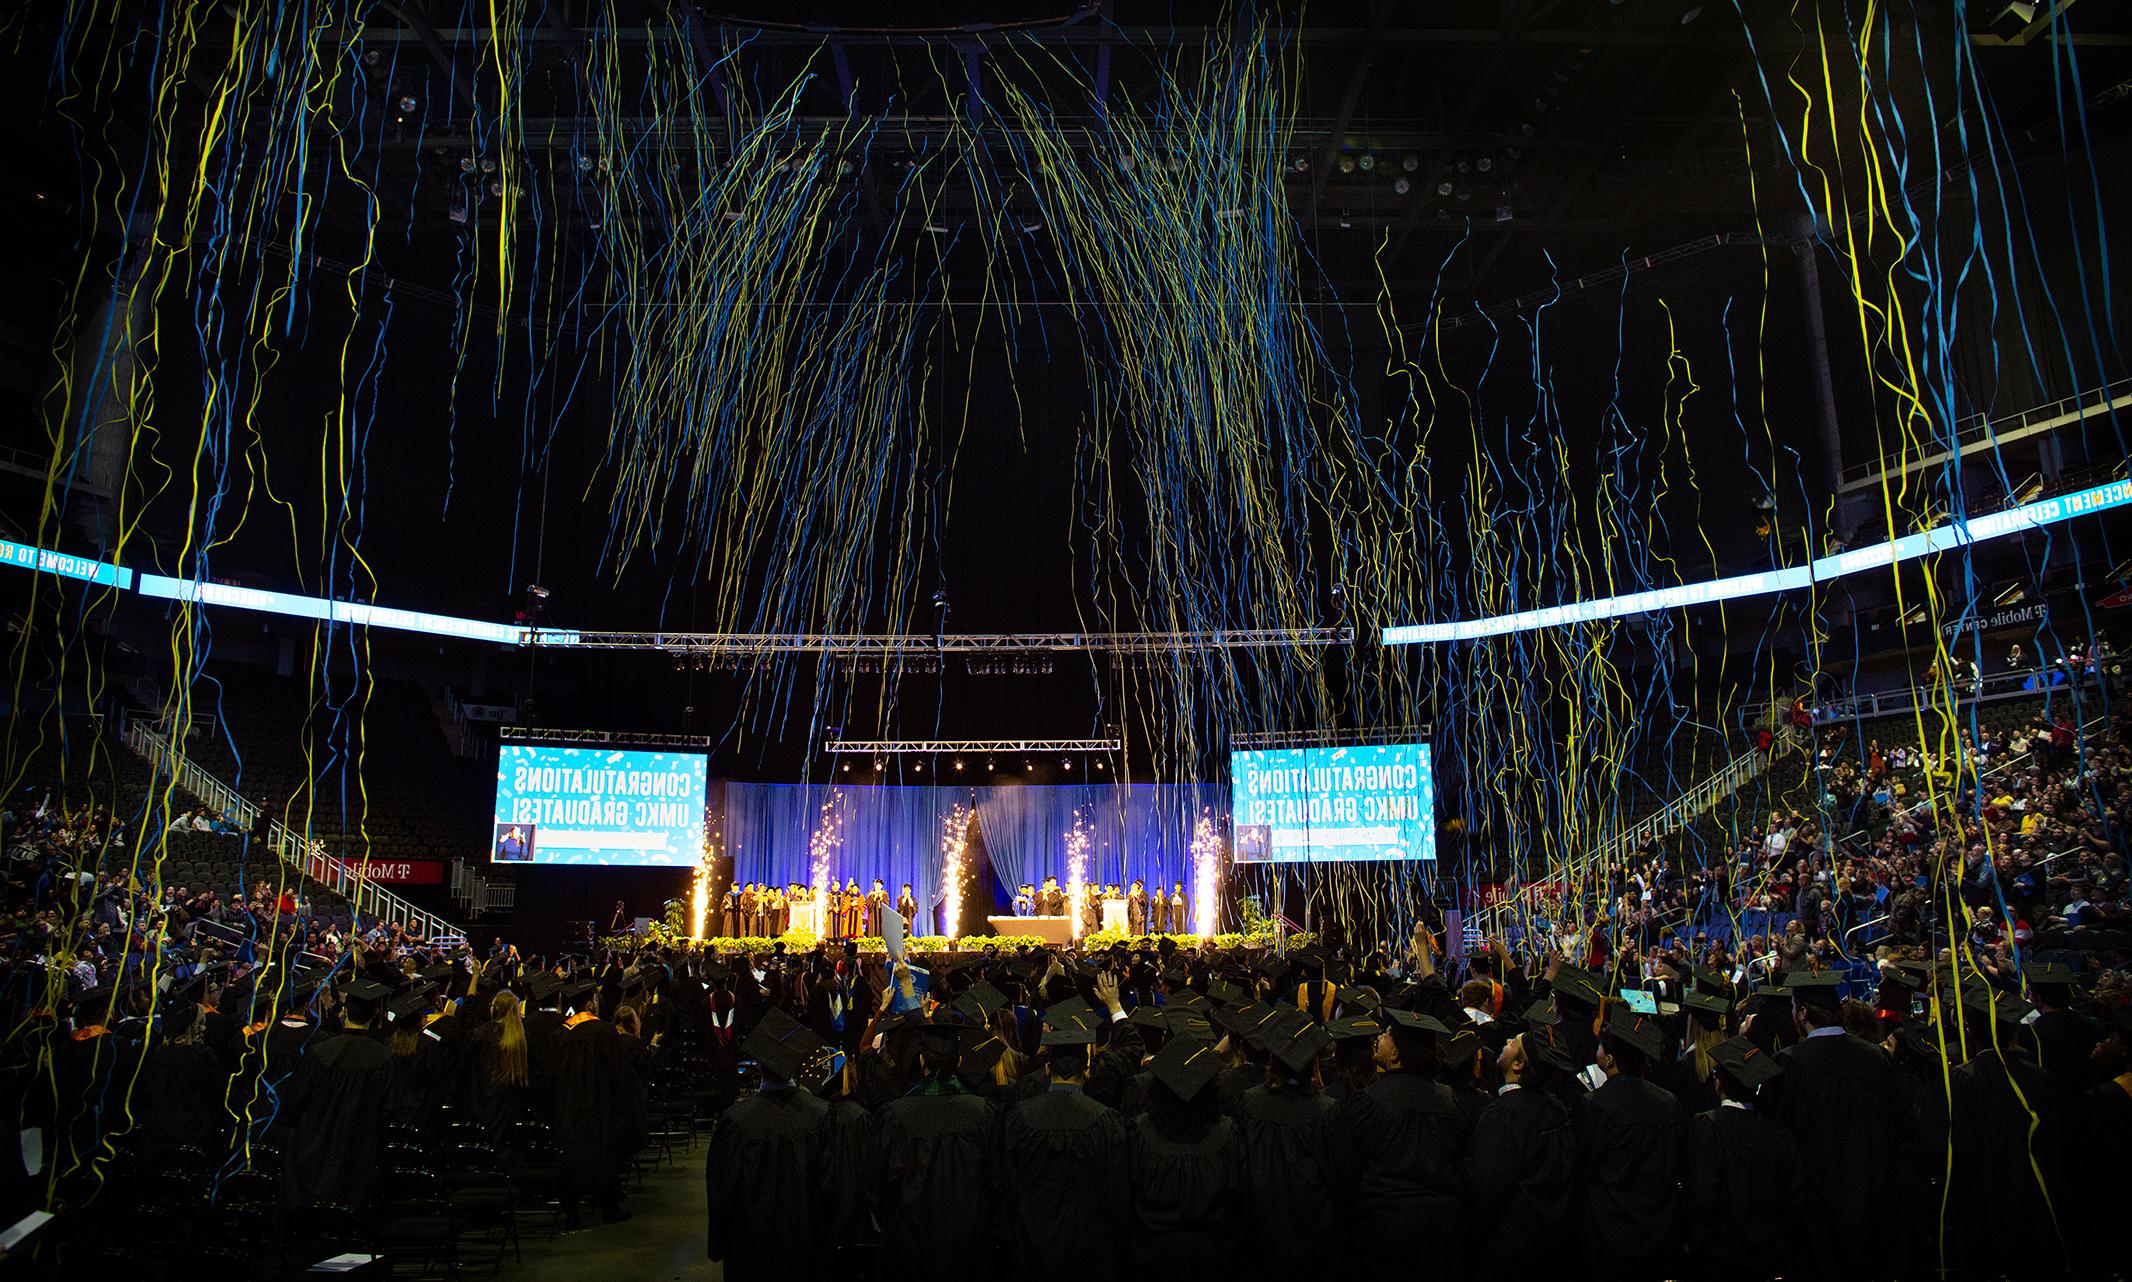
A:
[1127, 880, 1149, 936]
[866, 880, 889, 937]
[896, 884, 919, 934]
[1170, 883, 1189, 935]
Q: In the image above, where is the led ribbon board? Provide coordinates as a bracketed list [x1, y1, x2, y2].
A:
[1382, 476, 2132, 646]
[135, 574, 579, 646]
[0, 539, 131, 589]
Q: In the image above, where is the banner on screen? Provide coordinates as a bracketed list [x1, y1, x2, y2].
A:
[492, 744, 707, 867]
[1229, 742, 1436, 863]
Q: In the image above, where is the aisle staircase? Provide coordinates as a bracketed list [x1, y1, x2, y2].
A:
[120, 718, 462, 940]
[1469, 725, 1802, 942]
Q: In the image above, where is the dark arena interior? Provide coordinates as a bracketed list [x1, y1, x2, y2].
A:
[2, 1, 2130, 1278]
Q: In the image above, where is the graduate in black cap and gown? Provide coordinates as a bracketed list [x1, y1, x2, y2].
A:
[1466, 1027, 1577, 1270]
[1334, 1008, 1471, 1272]
[1575, 1008, 1683, 1280]
[1769, 970, 1924, 1279]
[871, 1015, 1003, 1282]
[282, 977, 394, 1209]
[1127, 1033, 1242, 1268]
[1235, 1017, 1338, 1280]
[1685, 1037, 1799, 1279]
[550, 983, 642, 1227]
[1000, 1007, 1132, 1281]
[705, 1014, 839, 1281]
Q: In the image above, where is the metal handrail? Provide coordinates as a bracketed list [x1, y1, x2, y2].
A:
[121, 721, 460, 940]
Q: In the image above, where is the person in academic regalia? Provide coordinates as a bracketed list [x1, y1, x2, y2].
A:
[1128, 1035, 1243, 1269]
[1235, 1022, 1339, 1278]
[1014, 884, 1037, 917]
[282, 980, 394, 1210]
[1334, 1009, 1471, 1273]
[866, 880, 889, 937]
[1148, 885, 1170, 935]
[896, 884, 918, 934]
[1944, 1000, 2068, 1279]
[1081, 885, 1101, 937]
[1039, 876, 1065, 917]
[1127, 880, 1149, 936]
[458, 990, 532, 1140]
[737, 883, 758, 937]
[843, 880, 863, 939]
[550, 984, 644, 1227]
[763, 885, 785, 938]
[1770, 974, 1926, 1279]
[1467, 1029, 1577, 1271]
[1001, 1015, 1131, 1280]
[1169, 883, 1189, 936]
[1575, 1010, 1683, 1280]
[382, 989, 454, 1127]
[872, 1022, 1002, 1282]
[705, 1020, 839, 1281]
[721, 886, 741, 938]
[134, 1000, 231, 1159]
[1685, 1037, 1799, 1280]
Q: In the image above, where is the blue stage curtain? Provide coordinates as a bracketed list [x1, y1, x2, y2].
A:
[972, 783, 1223, 901]
[725, 784, 978, 934]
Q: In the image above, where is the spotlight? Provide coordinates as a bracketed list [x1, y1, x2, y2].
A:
[577, 155, 595, 173]
[1291, 155, 1309, 172]
[1337, 156, 1356, 174]
[915, 760, 925, 772]
[1392, 177, 1411, 195]
[1400, 153, 1419, 172]
[1024, 761, 1033, 772]
[1062, 758, 1073, 770]
[459, 155, 477, 173]
[1455, 185, 1472, 201]
[1095, 761, 1105, 771]
[362, 49, 381, 67]
[987, 758, 995, 771]
[1357, 153, 1376, 172]
[874, 759, 885, 772]
[490, 180, 506, 197]
[954, 759, 965, 771]
[1476, 156, 1494, 173]
[842, 761, 852, 772]
[397, 94, 418, 113]
[1436, 180, 1454, 197]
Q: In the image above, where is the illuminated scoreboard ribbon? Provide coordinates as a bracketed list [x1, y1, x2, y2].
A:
[1383, 476, 2132, 646]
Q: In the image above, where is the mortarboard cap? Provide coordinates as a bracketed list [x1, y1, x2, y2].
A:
[1129, 1006, 1168, 1032]
[1256, 954, 1293, 987]
[1044, 997, 1093, 1030]
[1325, 1015, 1383, 1043]
[527, 973, 565, 1002]
[966, 981, 1010, 1017]
[1682, 991, 1729, 1023]
[1342, 986, 1383, 1013]
[959, 1027, 1008, 1075]
[1522, 999, 1562, 1026]
[1604, 1008, 1665, 1060]
[1552, 963, 1605, 1006]
[1165, 1012, 1215, 1043]
[341, 978, 392, 1005]
[1269, 1023, 1331, 1078]
[1710, 1036, 1782, 1090]
[1041, 1024, 1096, 1048]
[1442, 1029, 1482, 1064]
[2025, 962, 2080, 990]
[1521, 1023, 1583, 1074]
[1148, 1036, 1224, 1101]
[1784, 970, 1843, 1009]
[1382, 1008, 1451, 1036]
[387, 992, 431, 1025]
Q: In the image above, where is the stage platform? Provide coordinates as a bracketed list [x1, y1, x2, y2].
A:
[990, 914, 1074, 944]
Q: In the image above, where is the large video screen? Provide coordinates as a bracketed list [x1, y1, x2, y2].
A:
[491, 744, 707, 868]
[1230, 742, 1436, 863]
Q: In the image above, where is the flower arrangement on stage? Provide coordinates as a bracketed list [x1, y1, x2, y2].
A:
[1190, 809, 1222, 938]
[941, 802, 972, 940]
[619, 930, 1067, 954]
[1064, 809, 1091, 940]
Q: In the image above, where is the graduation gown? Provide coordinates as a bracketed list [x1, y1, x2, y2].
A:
[1001, 1086, 1131, 1280]
[550, 1018, 642, 1200]
[136, 1041, 230, 1157]
[721, 891, 740, 937]
[456, 1022, 531, 1138]
[282, 1031, 393, 1209]
[1169, 892, 1188, 934]
[1148, 894, 1169, 935]
[865, 890, 889, 936]
[895, 894, 918, 932]
[1685, 1104, 1799, 1279]
[824, 1098, 880, 1250]
[1038, 888, 1065, 916]
[1234, 1084, 1339, 1279]
[1466, 1084, 1576, 1270]
[873, 1084, 1001, 1280]
[1127, 891, 1148, 935]
[1947, 1049, 2066, 1277]
[705, 1086, 834, 1280]
[1771, 1031, 1924, 1278]
[1126, 1114, 1243, 1269]
[1575, 1074, 1682, 1279]
[1334, 1072, 1472, 1271]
